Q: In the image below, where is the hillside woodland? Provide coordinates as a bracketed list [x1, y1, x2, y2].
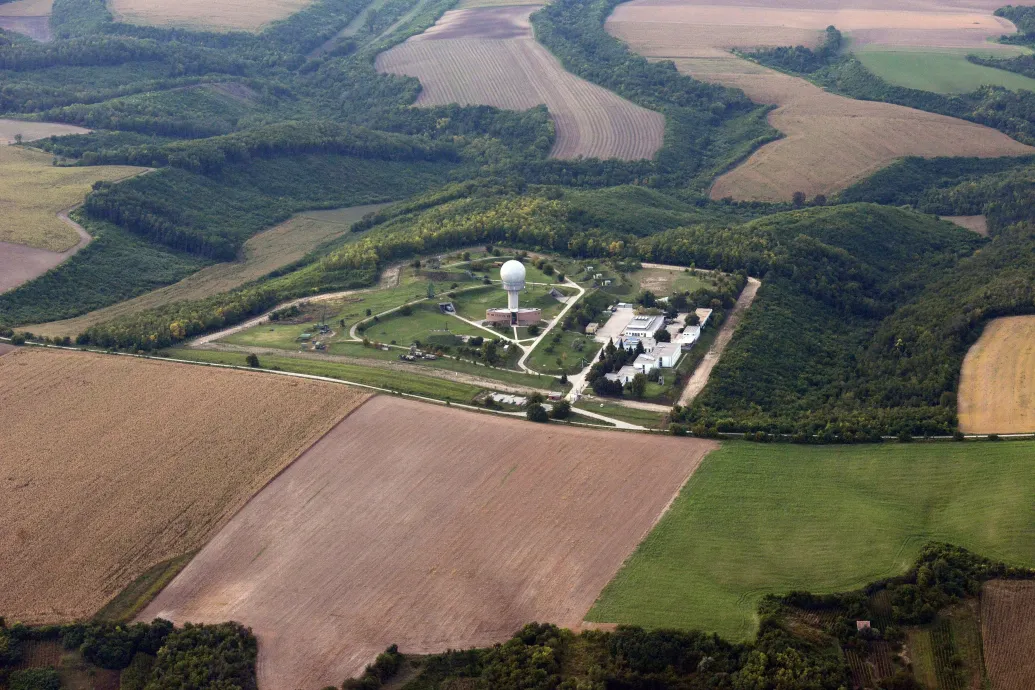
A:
[1, 0, 1035, 441]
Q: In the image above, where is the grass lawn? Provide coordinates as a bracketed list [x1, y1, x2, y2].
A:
[587, 440, 1035, 641]
[575, 399, 666, 429]
[162, 348, 483, 402]
[628, 266, 715, 297]
[854, 46, 1035, 94]
[450, 283, 574, 322]
[361, 303, 486, 345]
[525, 328, 601, 375]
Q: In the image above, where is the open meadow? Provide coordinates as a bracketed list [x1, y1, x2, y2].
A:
[587, 440, 1035, 641]
[958, 316, 1035, 434]
[0, 145, 141, 252]
[376, 6, 665, 160]
[109, 0, 312, 32]
[0, 348, 368, 624]
[141, 395, 717, 687]
[982, 580, 1035, 690]
[606, 0, 1035, 201]
[27, 203, 389, 338]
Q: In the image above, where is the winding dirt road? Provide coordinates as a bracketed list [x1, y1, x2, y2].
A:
[677, 277, 761, 406]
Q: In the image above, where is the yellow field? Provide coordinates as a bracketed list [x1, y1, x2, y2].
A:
[958, 316, 1035, 434]
[109, 0, 312, 32]
[0, 146, 141, 251]
[0, 119, 89, 144]
[27, 204, 389, 338]
[0, 348, 369, 623]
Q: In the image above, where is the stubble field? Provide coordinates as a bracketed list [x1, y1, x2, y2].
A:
[958, 316, 1035, 434]
[26, 203, 389, 338]
[376, 6, 664, 160]
[982, 580, 1035, 690]
[606, 0, 1035, 201]
[141, 395, 717, 688]
[109, 0, 312, 32]
[0, 0, 52, 40]
[0, 348, 369, 624]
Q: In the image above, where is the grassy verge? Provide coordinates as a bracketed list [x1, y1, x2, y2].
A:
[93, 552, 196, 622]
[587, 440, 1035, 640]
[525, 328, 601, 375]
[162, 348, 483, 402]
[575, 400, 666, 429]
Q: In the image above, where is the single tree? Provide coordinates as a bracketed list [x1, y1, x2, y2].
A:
[792, 191, 806, 208]
[630, 372, 647, 398]
[245, 353, 260, 368]
[550, 400, 571, 419]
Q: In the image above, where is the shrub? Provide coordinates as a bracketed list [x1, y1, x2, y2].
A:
[527, 324, 540, 336]
[8, 668, 61, 690]
[245, 353, 260, 367]
[550, 400, 571, 419]
[526, 404, 549, 423]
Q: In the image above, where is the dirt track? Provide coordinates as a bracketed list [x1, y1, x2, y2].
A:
[958, 316, 1035, 434]
[141, 395, 717, 688]
[0, 348, 368, 623]
[377, 6, 664, 160]
[678, 277, 760, 406]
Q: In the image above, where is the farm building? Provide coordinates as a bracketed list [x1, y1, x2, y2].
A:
[622, 314, 665, 339]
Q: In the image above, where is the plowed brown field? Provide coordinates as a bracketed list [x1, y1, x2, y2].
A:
[982, 580, 1035, 690]
[958, 316, 1035, 434]
[376, 6, 664, 160]
[606, 0, 1035, 201]
[109, 0, 311, 32]
[0, 0, 52, 41]
[0, 348, 368, 623]
[141, 396, 717, 688]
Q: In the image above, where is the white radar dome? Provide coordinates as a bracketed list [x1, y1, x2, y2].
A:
[500, 260, 526, 287]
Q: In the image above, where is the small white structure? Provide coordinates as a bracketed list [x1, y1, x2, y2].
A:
[605, 365, 639, 386]
[622, 314, 666, 340]
[653, 342, 682, 368]
[696, 307, 713, 328]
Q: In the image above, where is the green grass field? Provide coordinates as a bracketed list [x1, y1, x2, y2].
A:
[855, 46, 1035, 94]
[525, 328, 600, 375]
[587, 440, 1035, 640]
[361, 303, 487, 345]
[162, 348, 484, 401]
[574, 400, 666, 429]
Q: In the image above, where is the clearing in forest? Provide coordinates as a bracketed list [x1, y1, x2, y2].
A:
[982, 580, 1035, 690]
[109, 0, 312, 32]
[0, 348, 369, 624]
[606, 0, 1035, 201]
[141, 396, 716, 688]
[376, 6, 664, 160]
[0, 119, 89, 145]
[0, 145, 140, 252]
[26, 203, 390, 338]
[587, 441, 1035, 641]
[958, 315, 1035, 434]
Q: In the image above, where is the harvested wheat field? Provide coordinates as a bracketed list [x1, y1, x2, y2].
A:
[27, 203, 389, 338]
[606, 1, 1035, 201]
[958, 316, 1035, 434]
[141, 395, 716, 688]
[982, 580, 1035, 690]
[109, 0, 312, 32]
[944, 215, 989, 236]
[376, 6, 664, 160]
[0, 118, 89, 144]
[0, 348, 369, 624]
[0, 0, 52, 40]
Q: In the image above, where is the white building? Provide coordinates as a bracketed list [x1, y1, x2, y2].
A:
[622, 314, 666, 340]
[605, 365, 639, 385]
[653, 342, 682, 368]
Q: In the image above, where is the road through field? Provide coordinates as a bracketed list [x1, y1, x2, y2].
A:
[141, 396, 717, 687]
[606, 0, 1035, 201]
[958, 316, 1035, 434]
[376, 6, 664, 160]
[0, 348, 368, 623]
[678, 277, 760, 406]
